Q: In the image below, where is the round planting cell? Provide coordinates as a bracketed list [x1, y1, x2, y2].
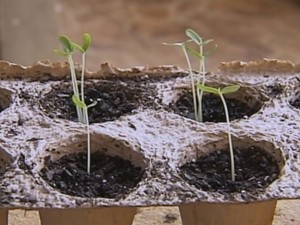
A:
[0, 88, 12, 113]
[39, 133, 146, 198]
[179, 138, 284, 195]
[171, 86, 264, 122]
[37, 80, 155, 123]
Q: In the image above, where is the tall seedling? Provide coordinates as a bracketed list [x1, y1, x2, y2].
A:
[185, 29, 215, 122]
[198, 84, 240, 181]
[55, 33, 95, 174]
[164, 29, 215, 122]
[163, 40, 198, 120]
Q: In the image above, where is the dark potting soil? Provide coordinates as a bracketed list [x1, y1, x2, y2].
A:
[265, 83, 285, 98]
[39, 152, 144, 198]
[180, 146, 280, 194]
[290, 96, 300, 109]
[171, 92, 260, 122]
[37, 79, 156, 123]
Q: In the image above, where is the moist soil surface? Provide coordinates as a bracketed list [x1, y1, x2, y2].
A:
[171, 92, 260, 122]
[37, 79, 156, 123]
[180, 146, 280, 194]
[39, 152, 144, 198]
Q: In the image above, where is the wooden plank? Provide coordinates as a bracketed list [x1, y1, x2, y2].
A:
[39, 207, 137, 225]
[179, 200, 277, 225]
[0, 209, 8, 225]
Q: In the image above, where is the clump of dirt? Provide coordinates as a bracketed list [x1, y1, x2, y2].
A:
[180, 146, 280, 194]
[40, 152, 145, 198]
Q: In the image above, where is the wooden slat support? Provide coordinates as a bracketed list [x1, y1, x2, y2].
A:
[179, 200, 277, 225]
[39, 207, 137, 225]
[0, 209, 8, 225]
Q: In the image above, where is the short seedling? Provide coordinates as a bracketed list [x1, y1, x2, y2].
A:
[164, 28, 216, 122]
[198, 84, 240, 181]
[55, 33, 96, 174]
[54, 33, 91, 124]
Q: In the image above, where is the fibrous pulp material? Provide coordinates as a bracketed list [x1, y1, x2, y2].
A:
[0, 59, 299, 209]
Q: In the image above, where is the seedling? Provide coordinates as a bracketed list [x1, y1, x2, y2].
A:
[54, 33, 91, 124]
[164, 29, 215, 122]
[197, 84, 240, 181]
[55, 33, 95, 174]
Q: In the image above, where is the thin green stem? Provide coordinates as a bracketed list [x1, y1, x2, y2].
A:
[68, 55, 83, 123]
[196, 44, 205, 122]
[83, 107, 91, 174]
[81, 52, 87, 124]
[219, 91, 235, 182]
[182, 45, 199, 121]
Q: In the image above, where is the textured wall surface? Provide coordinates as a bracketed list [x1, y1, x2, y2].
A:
[55, 0, 300, 71]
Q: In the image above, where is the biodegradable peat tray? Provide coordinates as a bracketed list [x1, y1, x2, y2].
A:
[0, 59, 299, 225]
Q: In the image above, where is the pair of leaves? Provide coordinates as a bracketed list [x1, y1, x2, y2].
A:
[54, 33, 91, 56]
[163, 29, 216, 59]
[186, 28, 212, 46]
[186, 28, 217, 59]
[198, 84, 240, 95]
[72, 95, 97, 109]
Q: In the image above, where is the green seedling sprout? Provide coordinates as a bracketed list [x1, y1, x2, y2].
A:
[163, 40, 199, 120]
[72, 95, 97, 174]
[55, 33, 95, 174]
[54, 33, 92, 124]
[164, 29, 215, 122]
[198, 84, 240, 181]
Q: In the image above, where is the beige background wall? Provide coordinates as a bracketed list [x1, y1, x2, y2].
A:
[0, 0, 59, 64]
[1, 0, 300, 71]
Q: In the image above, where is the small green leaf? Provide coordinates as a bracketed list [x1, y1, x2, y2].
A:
[221, 85, 241, 95]
[72, 95, 86, 108]
[87, 101, 97, 109]
[59, 35, 73, 53]
[71, 42, 84, 53]
[186, 47, 204, 59]
[82, 33, 91, 52]
[53, 49, 70, 57]
[197, 84, 220, 95]
[186, 29, 202, 45]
